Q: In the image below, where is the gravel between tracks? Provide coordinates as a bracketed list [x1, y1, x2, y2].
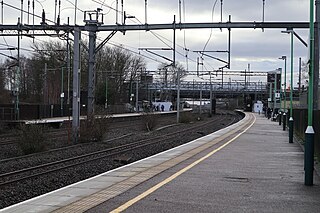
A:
[0, 111, 243, 209]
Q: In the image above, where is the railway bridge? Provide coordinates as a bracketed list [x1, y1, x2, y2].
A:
[138, 81, 269, 105]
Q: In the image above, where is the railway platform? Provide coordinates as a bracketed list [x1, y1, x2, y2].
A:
[1, 112, 320, 212]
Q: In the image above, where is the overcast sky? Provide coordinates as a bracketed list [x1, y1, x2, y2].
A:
[1, 0, 311, 84]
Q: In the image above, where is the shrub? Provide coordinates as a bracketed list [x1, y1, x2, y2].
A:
[17, 124, 47, 154]
[0, 121, 5, 134]
[79, 115, 109, 143]
[141, 112, 158, 131]
[179, 112, 195, 123]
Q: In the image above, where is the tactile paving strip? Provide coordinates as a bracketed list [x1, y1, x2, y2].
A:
[52, 114, 254, 213]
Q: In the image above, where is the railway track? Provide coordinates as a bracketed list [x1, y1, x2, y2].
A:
[0, 129, 69, 146]
[0, 112, 239, 187]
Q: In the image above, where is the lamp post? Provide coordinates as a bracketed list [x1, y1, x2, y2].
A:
[289, 31, 294, 144]
[304, 0, 315, 186]
[278, 67, 282, 125]
[281, 27, 308, 141]
[210, 71, 213, 117]
[105, 74, 108, 109]
[279, 56, 287, 130]
[60, 67, 64, 116]
[267, 82, 273, 119]
[45, 66, 66, 117]
[281, 30, 294, 143]
[273, 71, 277, 118]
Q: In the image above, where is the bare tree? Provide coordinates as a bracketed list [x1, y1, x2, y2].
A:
[0, 63, 8, 103]
[0, 58, 19, 104]
[95, 47, 146, 105]
[30, 41, 68, 104]
[157, 62, 188, 85]
[300, 60, 309, 91]
[0, 40, 146, 107]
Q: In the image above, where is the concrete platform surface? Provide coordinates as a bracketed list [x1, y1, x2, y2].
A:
[1, 113, 319, 213]
[88, 114, 320, 213]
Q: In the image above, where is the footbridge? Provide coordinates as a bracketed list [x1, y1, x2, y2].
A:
[142, 81, 268, 99]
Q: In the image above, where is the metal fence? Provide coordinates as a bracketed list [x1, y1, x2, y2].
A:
[293, 109, 320, 155]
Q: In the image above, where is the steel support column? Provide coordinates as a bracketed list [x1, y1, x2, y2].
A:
[87, 27, 97, 116]
[72, 28, 81, 144]
[314, 0, 320, 110]
[305, 0, 315, 186]
[289, 31, 294, 143]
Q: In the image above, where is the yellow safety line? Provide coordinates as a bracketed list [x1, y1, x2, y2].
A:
[110, 114, 256, 213]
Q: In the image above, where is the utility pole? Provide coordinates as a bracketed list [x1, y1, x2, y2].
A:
[279, 67, 282, 125]
[173, 15, 180, 123]
[135, 79, 139, 112]
[72, 28, 81, 144]
[273, 71, 277, 117]
[16, 17, 21, 120]
[200, 87, 202, 115]
[210, 72, 213, 117]
[305, 0, 315, 186]
[87, 27, 97, 116]
[298, 57, 302, 93]
[262, 0, 266, 23]
[244, 69, 247, 90]
[60, 67, 64, 116]
[314, 0, 320, 110]
[84, 9, 104, 117]
[67, 17, 71, 108]
[289, 31, 294, 144]
[105, 74, 108, 109]
[44, 63, 47, 117]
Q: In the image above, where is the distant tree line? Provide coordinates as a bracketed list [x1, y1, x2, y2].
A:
[0, 40, 146, 107]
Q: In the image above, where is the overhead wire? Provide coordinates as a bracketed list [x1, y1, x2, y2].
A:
[196, 0, 226, 78]
[34, 0, 44, 10]
[3, 0, 217, 74]
[202, 0, 218, 52]
[79, 29, 161, 64]
[91, 0, 118, 14]
[132, 17, 196, 64]
[1, 37, 13, 56]
[3, 0, 55, 24]
[91, 0, 197, 65]
[0, 0, 159, 65]
[0, 43, 33, 52]
[182, 0, 189, 71]
[65, 0, 84, 12]
[66, 1, 160, 64]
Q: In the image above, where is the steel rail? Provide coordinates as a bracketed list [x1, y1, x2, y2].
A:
[0, 113, 238, 186]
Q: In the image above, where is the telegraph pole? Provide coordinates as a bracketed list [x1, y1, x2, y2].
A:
[298, 57, 302, 93]
[273, 71, 277, 117]
[67, 17, 71, 107]
[87, 27, 97, 116]
[314, 0, 320, 110]
[84, 9, 104, 117]
[72, 28, 81, 143]
[16, 17, 21, 120]
[173, 15, 180, 123]
[305, 0, 315, 186]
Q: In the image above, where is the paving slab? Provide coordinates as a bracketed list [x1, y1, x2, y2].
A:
[88, 114, 320, 213]
[3, 113, 319, 213]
